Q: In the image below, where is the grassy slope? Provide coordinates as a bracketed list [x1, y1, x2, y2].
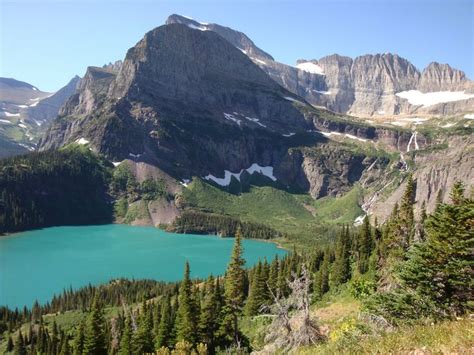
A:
[181, 179, 363, 247]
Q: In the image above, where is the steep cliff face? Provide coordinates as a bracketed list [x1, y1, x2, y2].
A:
[39, 23, 311, 180]
[419, 62, 473, 92]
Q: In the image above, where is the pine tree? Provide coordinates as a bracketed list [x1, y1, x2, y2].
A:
[133, 300, 154, 353]
[245, 261, 267, 316]
[332, 226, 351, 286]
[119, 315, 133, 355]
[13, 329, 27, 355]
[218, 228, 246, 346]
[175, 261, 197, 345]
[51, 320, 60, 354]
[398, 182, 473, 316]
[59, 334, 70, 355]
[6, 333, 14, 352]
[267, 255, 279, 294]
[198, 276, 218, 349]
[399, 174, 416, 245]
[73, 320, 85, 355]
[155, 295, 173, 349]
[313, 252, 330, 301]
[357, 216, 372, 274]
[83, 296, 107, 355]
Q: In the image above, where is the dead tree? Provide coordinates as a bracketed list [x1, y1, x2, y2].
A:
[264, 266, 324, 352]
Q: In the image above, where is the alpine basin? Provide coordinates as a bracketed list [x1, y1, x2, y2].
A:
[0, 224, 286, 308]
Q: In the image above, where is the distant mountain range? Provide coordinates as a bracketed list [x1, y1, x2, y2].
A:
[167, 14, 474, 117]
[0, 76, 80, 157]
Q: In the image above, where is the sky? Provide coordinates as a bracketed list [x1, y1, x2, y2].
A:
[1, 0, 472, 92]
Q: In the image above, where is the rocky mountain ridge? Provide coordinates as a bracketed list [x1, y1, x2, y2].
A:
[166, 15, 474, 118]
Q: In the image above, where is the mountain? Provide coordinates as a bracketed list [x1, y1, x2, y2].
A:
[36, 18, 473, 231]
[167, 15, 474, 118]
[0, 76, 81, 157]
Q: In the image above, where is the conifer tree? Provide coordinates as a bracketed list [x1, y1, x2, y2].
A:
[59, 334, 70, 355]
[73, 320, 85, 355]
[83, 296, 107, 354]
[13, 329, 27, 355]
[313, 252, 330, 300]
[155, 295, 173, 349]
[218, 228, 246, 346]
[6, 333, 14, 352]
[398, 182, 473, 316]
[175, 261, 197, 345]
[357, 216, 372, 274]
[119, 315, 133, 355]
[133, 300, 154, 353]
[198, 276, 218, 349]
[245, 261, 267, 316]
[268, 255, 279, 294]
[399, 174, 416, 245]
[332, 226, 351, 286]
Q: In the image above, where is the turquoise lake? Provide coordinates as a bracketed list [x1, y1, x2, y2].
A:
[0, 224, 286, 309]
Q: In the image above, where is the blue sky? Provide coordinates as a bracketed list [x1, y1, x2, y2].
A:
[1, 0, 472, 92]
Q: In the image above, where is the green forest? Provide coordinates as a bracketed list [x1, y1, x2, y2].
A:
[1, 178, 472, 354]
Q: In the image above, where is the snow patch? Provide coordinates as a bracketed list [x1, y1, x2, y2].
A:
[204, 163, 277, 187]
[224, 113, 242, 126]
[253, 58, 267, 65]
[0, 119, 11, 124]
[18, 123, 27, 128]
[354, 215, 366, 227]
[464, 114, 474, 120]
[296, 62, 325, 75]
[3, 112, 20, 117]
[282, 132, 295, 137]
[322, 131, 367, 142]
[284, 96, 304, 105]
[180, 179, 191, 187]
[16, 104, 28, 108]
[395, 90, 474, 107]
[112, 162, 122, 167]
[76, 138, 90, 145]
[187, 23, 208, 31]
[129, 153, 142, 159]
[313, 90, 331, 95]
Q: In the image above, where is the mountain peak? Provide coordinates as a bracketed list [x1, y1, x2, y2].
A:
[165, 14, 274, 62]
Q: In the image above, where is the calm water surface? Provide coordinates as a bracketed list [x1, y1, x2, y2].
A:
[0, 224, 286, 308]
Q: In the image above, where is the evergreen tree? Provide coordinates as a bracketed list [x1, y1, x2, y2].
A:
[133, 300, 154, 353]
[175, 261, 197, 345]
[83, 296, 107, 355]
[332, 226, 351, 286]
[267, 255, 279, 294]
[119, 315, 133, 355]
[6, 333, 14, 352]
[357, 216, 372, 274]
[59, 334, 70, 355]
[73, 320, 85, 355]
[13, 329, 27, 355]
[398, 182, 473, 316]
[218, 228, 246, 346]
[245, 261, 267, 316]
[313, 252, 330, 301]
[155, 295, 173, 349]
[198, 276, 218, 349]
[399, 174, 416, 245]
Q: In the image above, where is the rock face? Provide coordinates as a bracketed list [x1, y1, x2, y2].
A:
[39, 23, 310, 180]
[169, 15, 474, 117]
